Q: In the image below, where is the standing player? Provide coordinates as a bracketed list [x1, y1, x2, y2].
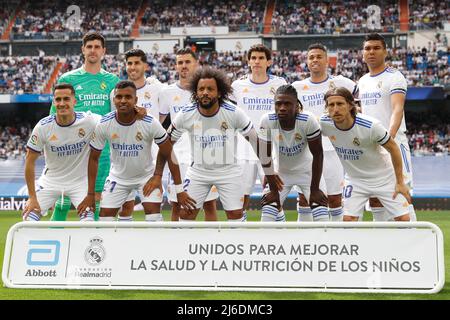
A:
[320, 87, 410, 221]
[231, 44, 287, 220]
[358, 33, 415, 221]
[49, 32, 119, 222]
[120, 48, 166, 219]
[159, 48, 218, 221]
[23, 84, 99, 221]
[167, 67, 280, 221]
[259, 85, 328, 222]
[292, 43, 357, 222]
[78, 81, 195, 221]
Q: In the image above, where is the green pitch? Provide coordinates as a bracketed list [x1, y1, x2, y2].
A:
[0, 210, 449, 300]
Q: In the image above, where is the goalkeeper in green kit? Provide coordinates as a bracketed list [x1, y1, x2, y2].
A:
[49, 32, 119, 221]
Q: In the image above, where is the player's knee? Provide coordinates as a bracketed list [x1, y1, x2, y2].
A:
[120, 200, 134, 216]
[298, 193, 308, 206]
[369, 197, 383, 207]
[203, 200, 216, 213]
[226, 210, 243, 220]
[394, 213, 410, 222]
[179, 209, 198, 220]
[328, 194, 342, 208]
[343, 215, 359, 222]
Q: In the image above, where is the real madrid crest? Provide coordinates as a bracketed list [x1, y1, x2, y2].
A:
[221, 122, 228, 131]
[78, 128, 85, 138]
[295, 133, 302, 141]
[144, 91, 151, 100]
[136, 131, 143, 141]
[329, 81, 336, 89]
[85, 237, 106, 266]
[353, 137, 360, 146]
[100, 82, 107, 90]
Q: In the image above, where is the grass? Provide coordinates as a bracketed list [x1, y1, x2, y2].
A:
[0, 210, 449, 300]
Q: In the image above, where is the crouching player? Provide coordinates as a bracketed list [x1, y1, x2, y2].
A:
[78, 81, 196, 221]
[320, 87, 411, 221]
[259, 85, 328, 222]
[23, 83, 100, 221]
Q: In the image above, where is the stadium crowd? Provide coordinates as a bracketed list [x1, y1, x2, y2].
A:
[272, 0, 400, 35]
[11, 1, 139, 40]
[409, 0, 449, 30]
[0, 125, 30, 160]
[140, 0, 265, 33]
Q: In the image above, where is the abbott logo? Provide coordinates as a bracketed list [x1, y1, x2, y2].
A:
[26, 240, 60, 266]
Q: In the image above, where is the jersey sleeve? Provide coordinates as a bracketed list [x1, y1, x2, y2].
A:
[371, 120, 390, 146]
[258, 113, 272, 142]
[229, 81, 238, 103]
[167, 112, 185, 142]
[149, 118, 169, 145]
[109, 89, 116, 112]
[158, 88, 170, 115]
[319, 115, 333, 137]
[90, 122, 107, 151]
[389, 72, 408, 95]
[234, 106, 253, 136]
[26, 123, 45, 153]
[306, 114, 321, 140]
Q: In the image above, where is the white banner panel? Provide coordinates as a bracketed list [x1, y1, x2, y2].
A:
[133, 40, 180, 54]
[215, 38, 262, 52]
[2, 222, 444, 293]
[170, 26, 229, 36]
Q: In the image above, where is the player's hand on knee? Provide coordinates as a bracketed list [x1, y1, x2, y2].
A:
[309, 188, 328, 207]
[143, 175, 162, 197]
[23, 197, 41, 220]
[177, 192, 197, 213]
[261, 190, 281, 209]
[77, 194, 96, 216]
[393, 183, 412, 203]
[134, 105, 147, 120]
[266, 174, 284, 192]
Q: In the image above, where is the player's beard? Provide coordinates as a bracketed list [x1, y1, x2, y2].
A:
[198, 96, 218, 110]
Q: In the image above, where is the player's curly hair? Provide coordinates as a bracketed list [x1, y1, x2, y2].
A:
[324, 87, 357, 117]
[275, 85, 303, 112]
[188, 67, 233, 104]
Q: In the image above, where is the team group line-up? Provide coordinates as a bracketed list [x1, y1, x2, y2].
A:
[22, 31, 416, 223]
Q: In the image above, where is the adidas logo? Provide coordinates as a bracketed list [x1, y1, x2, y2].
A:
[75, 85, 83, 90]
[49, 134, 58, 141]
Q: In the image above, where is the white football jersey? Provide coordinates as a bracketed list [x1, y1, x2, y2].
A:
[27, 112, 100, 187]
[358, 67, 408, 140]
[231, 75, 287, 160]
[90, 112, 168, 184]
[320, 113, 394, 187]
[292, 75, 357, 151]
[169, 102, 253, 177]
[137, 77, 166, 119]
[259, 111, 321, 174]
[159, 82, 192, 163]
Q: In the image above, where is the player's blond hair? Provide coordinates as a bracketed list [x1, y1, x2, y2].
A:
[324, 87, 357, 117]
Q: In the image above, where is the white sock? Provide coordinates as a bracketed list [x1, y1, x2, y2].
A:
[261, 205, 278, 222]
[297, 205, 313, 221]
[25, 211, 41, 221]
[408, 204, 417, 221]
[99, 216, 115, 221]
[329, 207, 343, 221]
[145, 213, 163, 222]
[79, 210, 94, 222]
[118, 215, 133, 222]
[371, 207, 387, 221]
[312, 206, 329, 221]
[276, 209, 286, 222]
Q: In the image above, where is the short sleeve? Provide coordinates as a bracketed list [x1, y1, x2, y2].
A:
[167, 112, 185, 142]
[319, 115, 333, 137]
[389, 72, 408, 95]
[258, 113, 272, 142]
[306, 115, 321, 140]
[90, 123, 107, 151]
[371, 120, 390, 146]
[149, 118, 168, 145]
[234, 107, 253, 136]
[158, 88, 170, 115]
[27, 123, 44, 153]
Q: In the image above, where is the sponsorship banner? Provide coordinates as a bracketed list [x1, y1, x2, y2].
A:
[170, 26, 229, 36]
[10, 94, 53, 103]
[2, 222, 444, 293]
